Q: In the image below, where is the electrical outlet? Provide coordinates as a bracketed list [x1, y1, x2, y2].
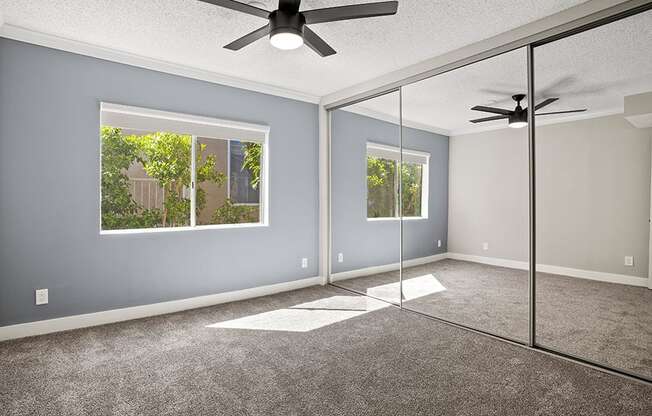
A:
[301, 258, 308, 268]
[482, 242, 489, 251]
[337, 253, 344, 263]
[35, 288, 48, 305]
[624, 256, 634, 267]
[437, 240, 442, 248]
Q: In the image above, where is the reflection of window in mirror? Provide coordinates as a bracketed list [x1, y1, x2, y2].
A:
[366, 142, 429, 220]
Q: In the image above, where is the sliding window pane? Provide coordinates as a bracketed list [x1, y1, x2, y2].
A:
[100, 127, 191, 230]
[401, 162, 423, 218]
[197, 137, 262, 226]
[367, 149, 398, 218]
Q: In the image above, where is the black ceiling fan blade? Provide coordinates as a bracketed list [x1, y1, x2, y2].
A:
[470, 105, 513, 116]
[302, 1, 398, 25]
[469, 116, 509, 123]
[198, 0, 269, 19]
[224, 24, 271, 50]
[533, 97, 559, 111]
[536, 109, 587, 116]
[278, 0, 301, 13]
[303, 26, 336, 57]
[469, 115, 509, 123]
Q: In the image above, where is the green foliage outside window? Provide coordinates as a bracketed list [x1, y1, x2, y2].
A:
[242, 142, 262, 190]
[211, 199, 258, 225]
[401, 162, 423, 217]
[367, 156, 423, 218]
[367, 156, 397, 218]
[101, 127, 164, 230]
[100, 127, 261, 230]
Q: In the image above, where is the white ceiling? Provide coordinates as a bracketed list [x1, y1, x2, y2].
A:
[348, 8, 652, 135]
[0, 0, 587, 98]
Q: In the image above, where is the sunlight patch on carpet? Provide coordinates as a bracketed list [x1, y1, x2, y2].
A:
[366, 274, 446, 301]
[206, 295, 388, 332]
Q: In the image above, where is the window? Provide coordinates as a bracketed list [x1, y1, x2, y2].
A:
[100, 103, 268, 233]
[366, 142, 429, 219]
[229, 141, 260, 204]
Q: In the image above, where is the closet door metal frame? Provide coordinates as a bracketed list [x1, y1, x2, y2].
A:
[326, 0, 652, 384]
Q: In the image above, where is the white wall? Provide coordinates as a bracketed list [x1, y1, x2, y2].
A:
[448, 126, 529, 262]
[448, 114, 652, 278]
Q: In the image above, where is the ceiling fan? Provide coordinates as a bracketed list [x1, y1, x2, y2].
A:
[469, 94, 587, 128]
[198, 0, 399, 56]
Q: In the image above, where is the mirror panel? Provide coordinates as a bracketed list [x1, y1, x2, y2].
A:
[400, 48, 530, 342]
[534, 9, 652, 379]
[330, 91, 402, 305]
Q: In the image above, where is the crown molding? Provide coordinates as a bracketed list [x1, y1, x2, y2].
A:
[0, 23, 321, 104]
[340, 105, 451, 137]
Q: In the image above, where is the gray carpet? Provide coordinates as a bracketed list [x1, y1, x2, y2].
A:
[1, 284, 651, 415]
[335, 259, 652, 379]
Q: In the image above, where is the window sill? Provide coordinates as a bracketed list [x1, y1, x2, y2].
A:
[100, 222, 268, 235]
[366, 217, 428, 222]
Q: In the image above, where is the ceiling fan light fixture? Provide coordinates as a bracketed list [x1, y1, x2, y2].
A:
[268, 9, 305, 50]
[508, 121, 528, 129]
[508, 111, 528, 128]
[270, 31, 303, 50]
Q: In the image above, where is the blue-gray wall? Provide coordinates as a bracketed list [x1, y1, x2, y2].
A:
[331, 110, 449, 273]
[0, 39, 319, 326]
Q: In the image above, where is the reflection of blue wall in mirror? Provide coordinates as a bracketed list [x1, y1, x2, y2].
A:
[331, 109, 449, 273]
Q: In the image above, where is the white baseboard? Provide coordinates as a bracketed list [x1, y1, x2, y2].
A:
[446, 253, 529, 270]
[0, 276, 322, 342]
[535, 264, 648, 287]
[330, 253, 448, 282]
[3, 250, 647, 342]
[447, 252, 648, 287]
[331, 252, 648, 288]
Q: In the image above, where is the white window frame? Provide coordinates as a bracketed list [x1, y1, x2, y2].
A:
[99, 102, 270, 235]
[366, 142, 429, 221]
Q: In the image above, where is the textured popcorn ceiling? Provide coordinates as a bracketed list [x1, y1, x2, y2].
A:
[0, 0, 586, 97]
[349, 9, 652, 134]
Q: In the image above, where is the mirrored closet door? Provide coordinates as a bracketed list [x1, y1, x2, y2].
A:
[534, 8, 652, 380]
[327, 3, 651, 382]
[400, 48, 531, 343]
[330, 90, 402, 305]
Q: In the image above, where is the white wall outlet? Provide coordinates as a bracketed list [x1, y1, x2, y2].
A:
[624, 256, 634, 266]
[301, 258, 308, 268]
[35, 288, 48, 305]
[437, 240, 442, 248]
[482, 242, 489, 251]
[338, 253, 344, 263]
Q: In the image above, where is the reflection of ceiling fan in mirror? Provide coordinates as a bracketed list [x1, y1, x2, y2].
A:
[469, 94, 587, 128]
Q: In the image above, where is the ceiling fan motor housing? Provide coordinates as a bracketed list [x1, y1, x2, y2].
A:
[509, 111, 528, 125]
[269, 9, 305, 38]
[510, 94, 527, 125]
